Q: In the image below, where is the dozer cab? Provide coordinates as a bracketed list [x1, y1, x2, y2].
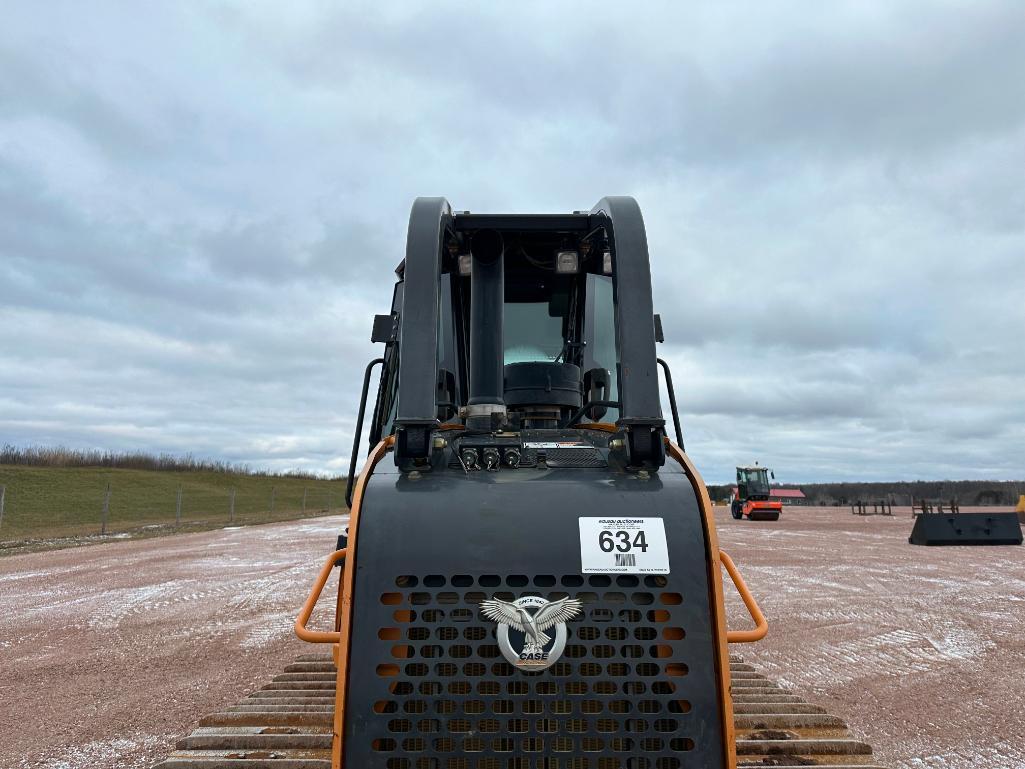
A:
[318, 196, 767, 769]
[156, 197, 883, 769]
[730, 466, 782, 521]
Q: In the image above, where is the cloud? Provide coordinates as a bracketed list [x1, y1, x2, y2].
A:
[0, 1, 1023, 481]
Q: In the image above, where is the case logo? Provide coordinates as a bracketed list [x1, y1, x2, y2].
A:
[480, 595, 582, 670]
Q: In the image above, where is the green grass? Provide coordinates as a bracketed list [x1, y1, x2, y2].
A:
[0, 465, 347, 542]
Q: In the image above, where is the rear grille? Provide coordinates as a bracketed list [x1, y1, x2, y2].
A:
[370, 574, 693, 769]
[543, 449, 607, 468]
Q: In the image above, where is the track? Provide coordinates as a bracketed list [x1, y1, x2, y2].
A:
[155, 653, 883, 768]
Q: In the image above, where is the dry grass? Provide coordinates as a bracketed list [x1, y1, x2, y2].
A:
[0, 464, 346, 543]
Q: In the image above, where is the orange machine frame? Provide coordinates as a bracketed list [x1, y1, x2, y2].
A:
[744, 499, 783, 517]
[293, 436, 394, 769]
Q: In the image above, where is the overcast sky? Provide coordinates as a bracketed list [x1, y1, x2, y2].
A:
[1, 1, 1023, 483]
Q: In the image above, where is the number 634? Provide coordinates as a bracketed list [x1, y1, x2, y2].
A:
[598, 530, 648, 553]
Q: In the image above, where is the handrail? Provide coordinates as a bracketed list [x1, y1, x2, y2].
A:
[295, 548, 347, 643]
[345, 358, 385, 509]
[656, 357, 684, 450]
[720, 549, 768, 643]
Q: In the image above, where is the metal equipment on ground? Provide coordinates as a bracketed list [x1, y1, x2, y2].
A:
[913, 498, 960, 515]
[852, 500, 893, 516]
[730, 465, 783, 521]
[155, 198, 880, 769]
[909, 511, 1022, 546]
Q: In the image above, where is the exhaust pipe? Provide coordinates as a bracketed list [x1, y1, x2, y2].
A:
[465, 229, 506, 428]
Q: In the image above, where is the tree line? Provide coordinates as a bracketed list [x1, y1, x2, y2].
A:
[707, 479, 1023, 506]
[0, 444, 333, 480]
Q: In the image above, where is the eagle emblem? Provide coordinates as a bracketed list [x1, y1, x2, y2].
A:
[480, 595, 582, 670]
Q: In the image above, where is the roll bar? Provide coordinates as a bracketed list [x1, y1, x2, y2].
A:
[393, 197, 451, 464]
[391, 195, 667, 467]
[588, 196, 666, 466]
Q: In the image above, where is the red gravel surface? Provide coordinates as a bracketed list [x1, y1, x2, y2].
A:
[0, 517, 346, 768]
[1, 506, 1022, 768]
[717, 505, 1025, 769]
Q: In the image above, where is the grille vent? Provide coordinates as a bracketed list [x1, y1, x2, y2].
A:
[543, 449, 607, 468]
[370, 574, 694, 769]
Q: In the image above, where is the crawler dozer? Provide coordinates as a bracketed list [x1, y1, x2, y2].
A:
[156, 198, 882, 768]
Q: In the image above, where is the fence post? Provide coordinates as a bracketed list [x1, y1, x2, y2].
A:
[0, 485, 5, 530]
[270, 486, 276, 516]
[302, 487, 307, 516]
[229, 487, 236, 524]
[176, 485, 183, 526]
[101, 482, 111, 535]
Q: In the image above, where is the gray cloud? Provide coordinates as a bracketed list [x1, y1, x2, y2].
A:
[1, 1, 1023, 481]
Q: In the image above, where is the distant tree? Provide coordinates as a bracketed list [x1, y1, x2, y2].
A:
[0, 444, 338, 480]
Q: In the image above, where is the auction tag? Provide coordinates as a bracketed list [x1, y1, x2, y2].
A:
[578, 517, 670, 574]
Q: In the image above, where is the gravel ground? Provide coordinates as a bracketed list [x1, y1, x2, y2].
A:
[1, 506, 1022, 768]
[0, 517, 346, 768]
[717, 505, 1025, 769]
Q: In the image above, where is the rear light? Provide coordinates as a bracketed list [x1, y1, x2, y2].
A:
[555, 250, 579, 274]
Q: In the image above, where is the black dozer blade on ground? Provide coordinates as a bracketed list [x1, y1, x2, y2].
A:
[909, 512, 1023, 546]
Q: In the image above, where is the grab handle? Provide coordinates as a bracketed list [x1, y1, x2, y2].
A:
[295, 548, 346, 643]
[720, 549, 768, 643]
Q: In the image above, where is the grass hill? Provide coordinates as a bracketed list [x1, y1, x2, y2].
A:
[0, 459, 346, 544]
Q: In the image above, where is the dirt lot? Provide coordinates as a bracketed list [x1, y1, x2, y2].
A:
[1, 506, 1022, 768]
[0, 517, 345, 768]
[717, 505, 1025, 769]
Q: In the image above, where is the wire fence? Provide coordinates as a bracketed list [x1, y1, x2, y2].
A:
[0, 476, 347, 543]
